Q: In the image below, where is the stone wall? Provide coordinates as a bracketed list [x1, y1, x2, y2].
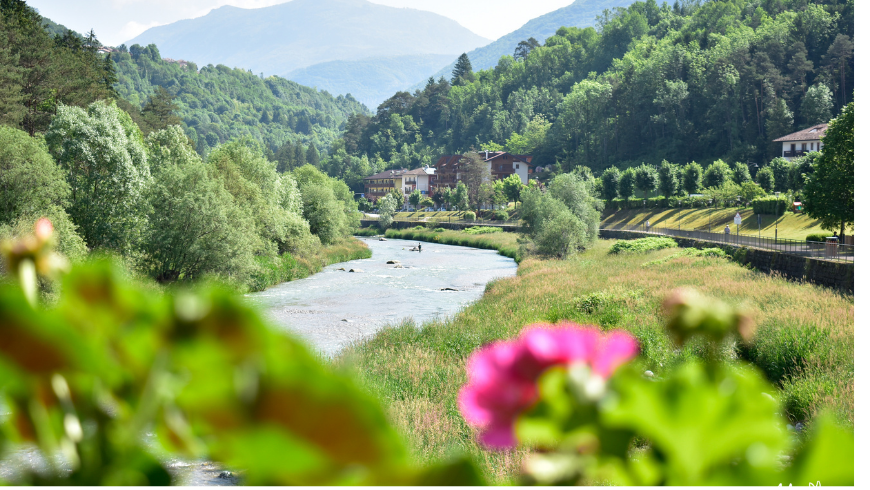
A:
[598, 229, 853, 293]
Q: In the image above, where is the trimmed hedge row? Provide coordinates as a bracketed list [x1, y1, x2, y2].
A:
[752, 196, 789, 217]
[603, 196, 714, 210]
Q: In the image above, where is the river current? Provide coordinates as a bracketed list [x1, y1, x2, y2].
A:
[1, 237, 517, 485]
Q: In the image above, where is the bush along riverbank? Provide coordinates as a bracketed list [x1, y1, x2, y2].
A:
[384, 227, 521, 262]
[246, 237, 371, 292]
[336, 238, 853, 483]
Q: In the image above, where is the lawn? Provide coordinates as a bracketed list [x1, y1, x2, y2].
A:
[601, 206, 841, 240]
[335, 239, 853, 484]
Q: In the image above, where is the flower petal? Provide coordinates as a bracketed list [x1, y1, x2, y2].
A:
[591, 330, 639, 378]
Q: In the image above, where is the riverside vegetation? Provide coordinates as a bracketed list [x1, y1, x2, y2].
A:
[338, 237, 853, 483]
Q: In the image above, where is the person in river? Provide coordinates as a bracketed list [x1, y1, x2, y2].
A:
[418, 242, 422, 253]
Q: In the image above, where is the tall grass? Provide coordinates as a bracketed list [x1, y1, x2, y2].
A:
[247, 237, 372, 292]
[336, 239, 853, 483]
[384, 228, 521, 261]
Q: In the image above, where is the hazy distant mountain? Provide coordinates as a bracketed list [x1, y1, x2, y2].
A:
[287, 54, 457, 110]
[413, 0, 635, 91]
[125, 0, 490, 78]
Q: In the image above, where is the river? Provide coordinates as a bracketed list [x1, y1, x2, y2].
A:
[1, 237, 517, 485]
[248, 236, 518, 357]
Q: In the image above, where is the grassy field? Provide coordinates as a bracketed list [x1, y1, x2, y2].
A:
[602, 206, 841, 240]
[384, 227, 522, 261]
[335, 239, 853, 484]
[247, 237, 372, 292]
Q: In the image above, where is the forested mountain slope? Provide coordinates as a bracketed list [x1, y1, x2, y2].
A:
[288, 54, 458, 110]
[111, 44, 371, 155]
[125, 0, 489, 79]
[327, 0, 853, 182]
[414, 0, 635, 91]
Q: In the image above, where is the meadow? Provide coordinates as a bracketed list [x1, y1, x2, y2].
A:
[384, 227, 522, 261]
[336, 238, 854, 483]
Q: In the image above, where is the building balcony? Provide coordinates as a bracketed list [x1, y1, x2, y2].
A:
[783, 150, 810, 158]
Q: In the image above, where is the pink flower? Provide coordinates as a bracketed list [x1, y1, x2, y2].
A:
[458, 322, 639, 449]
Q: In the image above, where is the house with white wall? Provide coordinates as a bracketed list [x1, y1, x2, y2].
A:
[773, 123, 827, 161]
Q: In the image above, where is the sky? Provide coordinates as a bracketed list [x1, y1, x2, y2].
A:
[27, 0, 577, 46]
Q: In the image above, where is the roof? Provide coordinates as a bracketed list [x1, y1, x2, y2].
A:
[363, 167, 432, 180]
[435, 152, 534, 167]
[363, 169, 409, 180]
[773, 123, 828, 142]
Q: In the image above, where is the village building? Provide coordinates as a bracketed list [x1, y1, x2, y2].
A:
[362, 166, 435, 206]
[773, 123, 827, 161]
[429, 151, 533, 193]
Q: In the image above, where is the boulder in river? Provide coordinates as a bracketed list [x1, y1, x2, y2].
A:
[441, 287, 459, 291]
[379, 237, 387, 241]
[386, 260, 400, 264]
[348, 269, 362, 273]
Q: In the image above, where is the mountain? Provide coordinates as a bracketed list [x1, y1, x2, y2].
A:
[110, 45, 370, 156]
[286, 54, 457, 110]
[125, 0, 490, 78]
[411, 0, 635, 91]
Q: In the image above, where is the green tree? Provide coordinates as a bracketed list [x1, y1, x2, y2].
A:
[408, 189, 422, 210]
[306, 143, 320, 168]
[703, 160, 732, 189]
[519, 173, 598, 258]
[682, 162, 703, 195]
[141, 125, 258, 283]
[0, 125, 86, 262]
[502, 174, 524, 207]
[451, 53, 473, 85]
[804, 102, 853, 236]
[601, 167, 621, 201]
[618, 167, 635, 200]
[739, 181, 766, 203]
[789, 152, 819, 192]
[656, 161, 680, 198]
[460, 150, 491, 212]
[768, 157, 791, 192]
[756, 167, 775, 193]
[514, 37, 541, 61]
[452, 182, 469, 211]
[140, 88, 182, 136]
[634, 164, 658, 199]
[419, 197, 435, 209]
[45, 101, 150, 252]
[765, 99, 794, 158]
[731, 162, 752, 185]
[801, 83, 833, 126]
[377, 194, 397, 229]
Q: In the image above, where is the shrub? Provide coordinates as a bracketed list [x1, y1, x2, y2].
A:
[413, 225, 426, 230]
[433, 227, 446, 232]
[463, 211, 476, 221]
[463, 226, 501, 235]
[608, 237, 678, 254]
[752, 196, 789, 216]
[492, 210, 509, 221]
[806, 233, 829, 242]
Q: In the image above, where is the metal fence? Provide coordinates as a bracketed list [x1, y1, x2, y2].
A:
[600, 223, 854, 263]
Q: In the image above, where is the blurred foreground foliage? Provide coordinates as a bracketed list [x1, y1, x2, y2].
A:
[0, 221, 853, 485]
[0, 221, 482, 485]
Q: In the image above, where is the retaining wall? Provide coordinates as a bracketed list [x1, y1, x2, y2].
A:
[598, 229, 853, 293]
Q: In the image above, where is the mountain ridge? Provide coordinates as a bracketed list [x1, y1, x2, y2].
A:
[125, 0, 491, 78]
[409, 0, 635, 92]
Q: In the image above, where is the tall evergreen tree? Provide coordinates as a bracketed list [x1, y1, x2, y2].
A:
[140, 86, 181, 135]
[451, 53, 472, 85]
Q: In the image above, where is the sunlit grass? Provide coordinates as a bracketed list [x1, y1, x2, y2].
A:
[336, 239, 853, 483]
[384, 228, 521, 261]
[601, 206, 839, 240]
